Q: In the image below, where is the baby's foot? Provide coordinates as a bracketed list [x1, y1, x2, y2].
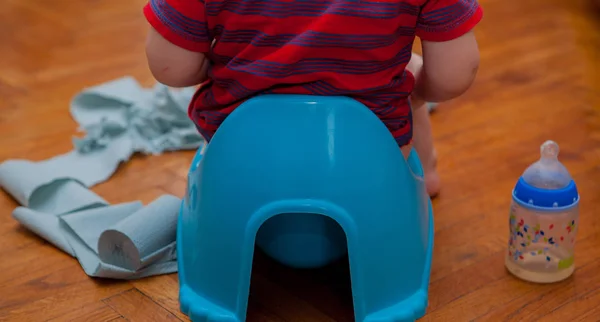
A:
[425, 170, 441, 198]
[423, 151, 441, 198]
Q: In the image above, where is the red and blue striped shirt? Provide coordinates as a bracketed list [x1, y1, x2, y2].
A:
[144, 0, 482, 147]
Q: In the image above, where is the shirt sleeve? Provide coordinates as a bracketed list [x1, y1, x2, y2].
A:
[416, 0, 483, 42]
[143, 0, 212, 52]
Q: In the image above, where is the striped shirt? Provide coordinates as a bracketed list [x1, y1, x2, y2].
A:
[144, 0, 483, 147]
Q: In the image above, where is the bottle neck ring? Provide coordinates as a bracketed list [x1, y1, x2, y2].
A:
[513, 177, 579, 210]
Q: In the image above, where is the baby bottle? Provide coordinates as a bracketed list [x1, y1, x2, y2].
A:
[505, 140, 580, 283]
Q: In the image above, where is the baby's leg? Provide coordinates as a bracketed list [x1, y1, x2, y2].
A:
[411, 102, 440, 197]
[400, 145, 413, 160]
[371, 102, 439, 196]
[406, 52, 442, 197]
[393, 115, 439, 198]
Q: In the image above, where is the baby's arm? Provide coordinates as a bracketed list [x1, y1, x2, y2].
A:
[143, 0, 212, 88]
[413, 0, 483, 103]
[146, 28, 209, 87]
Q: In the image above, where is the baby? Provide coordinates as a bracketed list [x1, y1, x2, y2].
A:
[143, 0, 482, 197]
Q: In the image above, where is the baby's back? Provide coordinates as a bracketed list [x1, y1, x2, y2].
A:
[203, 0, 423, 110]
[144, 0, 482, 144]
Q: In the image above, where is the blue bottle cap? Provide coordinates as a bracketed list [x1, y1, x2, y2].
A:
[513, 177, 579, 209]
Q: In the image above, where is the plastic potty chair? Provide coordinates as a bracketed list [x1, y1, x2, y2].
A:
[177, 95, 434, 322]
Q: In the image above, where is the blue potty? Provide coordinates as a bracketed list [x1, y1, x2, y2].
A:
[177, 95, 434, 322]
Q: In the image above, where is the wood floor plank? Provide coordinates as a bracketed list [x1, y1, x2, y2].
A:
[103, 289, 182, 322]
[475, 258, 600, 321]
[130, 276, 189, 321]
[252, 250, 355, 322]
[0, 244, 76, 289]
[249, 274, 337, 322]
[46, 301, 122, 322]
[0, 279, 131, 321]
[424, 232, 600, 320]
[546, 288, 600, 321]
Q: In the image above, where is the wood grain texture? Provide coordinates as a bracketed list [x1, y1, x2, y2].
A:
[103, 289, 181, 322]
[45, 302, 122, 322]
[0, 0, 599, 321]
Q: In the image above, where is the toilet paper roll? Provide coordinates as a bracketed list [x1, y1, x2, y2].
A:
[97, 194, 181, 271]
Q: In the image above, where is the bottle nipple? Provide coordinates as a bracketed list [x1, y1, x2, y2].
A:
[540, 140, 559, 162]
[522, 140, 572, 189]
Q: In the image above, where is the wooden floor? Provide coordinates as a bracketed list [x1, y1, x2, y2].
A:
[1, 0, 599, 321]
